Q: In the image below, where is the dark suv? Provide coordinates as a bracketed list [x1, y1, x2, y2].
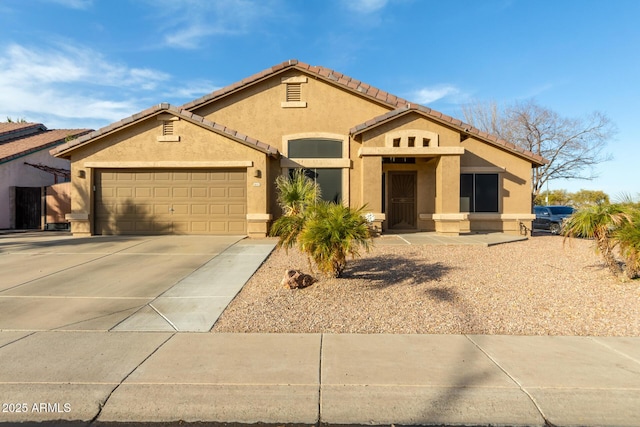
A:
[533, 205, 575, 234]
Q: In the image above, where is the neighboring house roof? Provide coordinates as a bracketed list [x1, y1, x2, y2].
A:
[182, 59, 410, 111]
[0, 123, 92, 164]
[350, 105, 548, 166]
[52, 103, 279, 158]
[0, 122, 47, 142]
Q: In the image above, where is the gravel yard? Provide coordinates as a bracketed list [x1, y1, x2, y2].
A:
[212, 234, 640, 336]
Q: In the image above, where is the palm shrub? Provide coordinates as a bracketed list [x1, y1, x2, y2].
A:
[275, 169, 321, 216]
[270, 170, 321, 251]
[269, 171, 373, 278]
[613, 207, 640, 279]
[563, 203, 634, 279]
[299, 202, 372, 278]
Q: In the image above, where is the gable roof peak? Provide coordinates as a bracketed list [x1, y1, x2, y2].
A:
[51, 103, 278, 158]
[182, 59, 411, 112]
[350, 105, 547, 166]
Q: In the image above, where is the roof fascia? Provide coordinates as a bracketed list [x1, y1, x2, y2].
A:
[351, 107, 547, 167]
[52, 104, 278, 159]
[183, 61, 408, 113]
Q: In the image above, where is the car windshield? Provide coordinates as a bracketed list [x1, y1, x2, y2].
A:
[549, 206, 574, 215]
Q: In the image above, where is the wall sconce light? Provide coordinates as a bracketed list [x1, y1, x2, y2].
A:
[253, 169, 262, 178]
[77, 170, 86, 178]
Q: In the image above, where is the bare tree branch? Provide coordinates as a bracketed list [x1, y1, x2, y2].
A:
[462, 99, 615, 197]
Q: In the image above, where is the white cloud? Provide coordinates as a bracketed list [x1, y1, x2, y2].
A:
[148, 0, 276, 49]
[412, 84, 465, 104]
[0, 42, 177, 128]
[165, 80, 220, 100]
[43, 0, 94, 10]
[346, 0, 388, 13]
[1, 43, 170, 89]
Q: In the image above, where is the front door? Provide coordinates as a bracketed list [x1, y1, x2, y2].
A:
[15, 187, 42, 229]
[388, 172, 417, 229]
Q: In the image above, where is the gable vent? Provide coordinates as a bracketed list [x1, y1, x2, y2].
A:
[163, 120, 174, 136]
[286, 83, 301, 102]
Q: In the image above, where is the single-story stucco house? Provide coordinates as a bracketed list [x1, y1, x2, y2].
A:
[51, 60, 546, 237]
[0, 122, 91, 229]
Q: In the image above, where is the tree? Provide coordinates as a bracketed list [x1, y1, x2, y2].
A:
[462, 99, 615, 198]
[534, 189, 570, 206]
[570, 189, 610, 209]
[5, 117, 27, 123]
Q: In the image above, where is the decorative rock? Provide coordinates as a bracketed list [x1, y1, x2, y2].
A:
[281, 269, 317, 289]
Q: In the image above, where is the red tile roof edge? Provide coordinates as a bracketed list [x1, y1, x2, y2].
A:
[51, 104, 279, 158]
[179, 59, 545, 165]
[1, 128, 92, 163]
[181, 59, 411, 111]
[349, 105, 548, 166]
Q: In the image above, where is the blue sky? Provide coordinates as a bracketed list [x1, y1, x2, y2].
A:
[1, 0, 638, 197]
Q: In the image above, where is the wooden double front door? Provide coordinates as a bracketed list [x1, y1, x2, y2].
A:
[387, 172, 417, 230]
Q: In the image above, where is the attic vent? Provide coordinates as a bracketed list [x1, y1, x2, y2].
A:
[422, 138, 430, 147]
[408, 136, 415, 147]
[286, 83, 301, 102]
[392, 138, 401, 148]
[163, 120, 174, 136]
[281, 76, 308, 108]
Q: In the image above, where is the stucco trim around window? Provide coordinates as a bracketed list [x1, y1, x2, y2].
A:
[280, 158, 351, 168]
[281, 132, 350, 204]
[358, 147, 464, 157]
[460, 166, 506, 173]
[467, 213, 536, 221]
[83, 161, 253, 168]
[281, 132, 349, 158]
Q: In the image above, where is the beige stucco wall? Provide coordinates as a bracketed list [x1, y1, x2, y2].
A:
[461, 136, 535, 233]
[352, 112, 535, 234]
[191, 71, 392, 216]
[60, 68, 537, 237]
[65, 116, 271, 236]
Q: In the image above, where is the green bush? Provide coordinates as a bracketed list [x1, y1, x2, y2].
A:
[270, 171, 373, 278]
[299, 202, 372, 278]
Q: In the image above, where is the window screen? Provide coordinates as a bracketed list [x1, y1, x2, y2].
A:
[290, 168, 342, 203]
[288, 138, 342, 158]
[460, 173, 499, 213]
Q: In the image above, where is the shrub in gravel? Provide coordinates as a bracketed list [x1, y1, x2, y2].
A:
[270, 171, 372, 278]
[564, 202, 640, 280]
[298, 202, 372, 278]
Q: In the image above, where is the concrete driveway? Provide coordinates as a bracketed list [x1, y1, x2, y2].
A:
[0, 232, 276, 332]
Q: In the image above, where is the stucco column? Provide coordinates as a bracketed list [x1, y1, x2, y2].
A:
[360, 156, 385, 233]
[66, 164, 92, 236]
[433, 155, 467, 235]
[246, 157, 272, 238]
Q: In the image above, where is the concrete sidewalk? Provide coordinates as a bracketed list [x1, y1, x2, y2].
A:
[0, 332, 638, 426]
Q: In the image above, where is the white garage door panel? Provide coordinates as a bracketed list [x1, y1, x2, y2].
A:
[95, 169, 247, 235]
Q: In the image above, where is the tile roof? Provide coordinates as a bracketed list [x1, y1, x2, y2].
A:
[52, 104, 279, 158]
[181, 59, 547, 166]
[182, 59, 411, 111]
[349, 105, 548, 166]
[0, 124, 92, 164]
[0, 122, 47, 142]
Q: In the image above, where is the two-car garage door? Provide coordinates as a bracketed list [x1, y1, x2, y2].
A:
[95, 169, 247, 235]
